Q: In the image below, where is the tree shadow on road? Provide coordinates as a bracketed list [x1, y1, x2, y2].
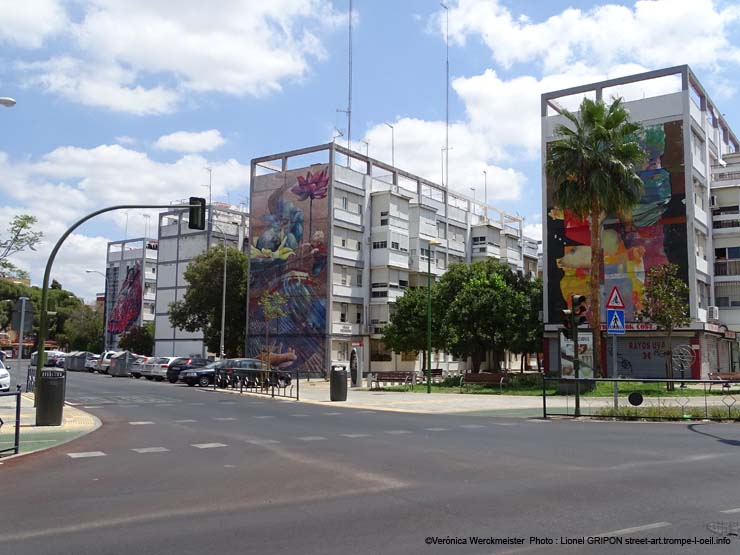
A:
[687, 423, 740, 447]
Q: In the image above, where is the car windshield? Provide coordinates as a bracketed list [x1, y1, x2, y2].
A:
[200, 362, 219, 370]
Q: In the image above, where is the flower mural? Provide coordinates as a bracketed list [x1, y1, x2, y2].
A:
[291, 168, 328, 239]
[107, 262, 142, 334]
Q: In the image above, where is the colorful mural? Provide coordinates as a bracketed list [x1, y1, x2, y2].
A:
[107, 262, 143, 334]
[546, 121, 688, 321]
[247, 165, 330, 375]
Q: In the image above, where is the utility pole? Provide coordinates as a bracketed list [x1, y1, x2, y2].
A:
[441, 2, 450, 191]
[204, 167, 213, 249]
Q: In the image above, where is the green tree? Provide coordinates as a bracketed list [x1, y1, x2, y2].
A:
[169, 244, 249, 357]
[382, 286, 442, 372]
[259, 291, 287, 369]
[509, 276, 544, 372]
[0, 215, 43, 279]
[546, 97, 644, 376]
[638, 263, 690, 390]
[64, 305, 104, 352]
[119, 322, 154, 356]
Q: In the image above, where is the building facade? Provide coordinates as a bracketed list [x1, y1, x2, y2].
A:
[542, 65, 740, 378]
[153, 202, 249, 358]
[105, 237, 158, 350]
[247, 143, 538, 379]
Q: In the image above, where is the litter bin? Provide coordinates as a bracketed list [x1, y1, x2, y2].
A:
[36, 368, 66, 426]
[330, 365, 347, 402]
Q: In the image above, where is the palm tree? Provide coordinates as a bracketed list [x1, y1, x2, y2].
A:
[546, 97, 644, 376]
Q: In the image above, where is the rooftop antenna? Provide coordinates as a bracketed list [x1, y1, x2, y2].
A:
[441, 2, 450, 191]
[336, 0, 353, 168]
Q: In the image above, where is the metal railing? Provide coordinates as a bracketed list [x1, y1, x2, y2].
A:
[0, 385, 22, 456]
[215, 368, 300, 400]
[542, 377, 739, 421]
[714, 260, 740, 276]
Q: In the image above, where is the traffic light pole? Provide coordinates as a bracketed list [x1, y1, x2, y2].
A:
[35, 203, 201, 425]
[571, 304, 581, 417]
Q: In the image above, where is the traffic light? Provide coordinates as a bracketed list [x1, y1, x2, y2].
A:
[572, 294, 588, 326]
[561, 308, 572, 331]
[188, 197, 206, 230]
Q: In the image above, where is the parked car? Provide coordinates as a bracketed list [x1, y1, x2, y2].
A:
[85, 354, 100, 372]
[140, 356, 180, 381]
[180, 361, 227, 387]
[0, 360, 9, 392]
[167, 357, 209, 384]
[30, 350, 66, 369]
[130, 356, 150, 379]
[97, 351, 120, 374]
[54, 355, 66, 368]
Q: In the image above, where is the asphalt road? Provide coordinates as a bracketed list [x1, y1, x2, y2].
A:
[2, 371, 740, 554]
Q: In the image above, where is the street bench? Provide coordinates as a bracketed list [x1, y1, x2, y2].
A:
[418, 368, 444, 384]
[708, 372, 740, 390]
[459, 371, 510, 393]
[371, 371, 414, 390]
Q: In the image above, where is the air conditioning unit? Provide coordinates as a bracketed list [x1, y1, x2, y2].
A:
[708, 306, 720, 320]
[710, 195, 718, 207]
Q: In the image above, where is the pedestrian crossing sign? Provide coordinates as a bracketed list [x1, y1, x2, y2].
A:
[607, 309, 625, 335]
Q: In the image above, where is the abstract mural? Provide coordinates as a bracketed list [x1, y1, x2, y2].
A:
[247, 165, 330, 375]
[546, 121, 688, 322]
[107, 262, 143, 334]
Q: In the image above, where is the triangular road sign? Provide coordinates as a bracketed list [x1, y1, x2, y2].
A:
[606, 286, 625, 309]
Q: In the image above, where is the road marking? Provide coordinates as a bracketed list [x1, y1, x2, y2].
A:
[384, 430, 412, 435]
[323, 412, 343, 416]
[132, 447, 170, 454]
[189, 402, 204, 406]
[247, 439, 280, 445]
[342, 433, 370, 438]
[720, 508, 740, 514]
[220, 401, 237, 405]
[254, 415, 274, 419]
[175, 419, 197, 423]
[214, 417, 237, 421]
[424, 427, 448, 432]
[116, 404, 140, 408]
[492, 423, 518, 426]
[67, 451, 106, 458]
[191, 443, 227, 449]
[157, 404, 174, 407]
[298, 436, 327, 441]
[359, 411, 376, 414]
[83, 406, 101, 409]
[290, 414, 310, 417]
[129, 421, 155, 425]
[460, 424, 486, 429]
[595, 522, 671, 536]
[224, 464, 236, 468]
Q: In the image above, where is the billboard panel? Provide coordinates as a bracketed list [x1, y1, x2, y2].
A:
[546, 121, 688, 322]
[107, 262, 143, 334]
[247, 165, 330, 375]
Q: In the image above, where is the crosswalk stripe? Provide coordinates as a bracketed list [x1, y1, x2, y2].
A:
[298, 436, 327, 441]
[290, 414, 310, 417]
[384, 430, 412, 435]
[460, 424, 486, 429]
[175, 419, 197, 423]
[132, 447, 169, 453]
[323, 412, 342, 416]
[424, 427, 448, 432]
[214, 417, 237, 421]
[342, 433, 370, 438]
[254, 416, 274, 419]
[191, 443, 227, 449]
[247, 439, 280, 445]
[67, 451, 106, 458]
[129, 421, 154, 425]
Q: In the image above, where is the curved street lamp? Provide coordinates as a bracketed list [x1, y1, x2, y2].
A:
[0, 97, 16, 108]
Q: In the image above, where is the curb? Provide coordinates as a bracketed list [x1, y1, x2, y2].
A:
[0, 403, 102, 462]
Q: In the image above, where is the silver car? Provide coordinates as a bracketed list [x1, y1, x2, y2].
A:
[140, 357, 179, 381]
[0, 360, 9, 392]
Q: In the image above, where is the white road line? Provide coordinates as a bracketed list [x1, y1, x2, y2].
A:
[131, 447, 170, 454]
[67, 451, 106, 459]
[83, 406, 101, 409]
[247, 439, 280, 445]
[175, 419, 197, 423]
[460, 424, 487, 429]
[290, 414, 310, 417]
[359, 411, 376, 414]
[214, 417, 237, 421]
[224, 464, 236, 468]
[492, 423, 518, 426]
[342, 434, 370, 438]
[116, 404, 140, 408]
[595, 522, 671, 536]
[254, 416, 274, 419]
[720, 508, 740, 514]
[129, 421, 155, 426]
[189, 402, 204, 406]
[157, 404, 174, 407]
[424, 427, 449, 432]
[323, 412, 343, 416]
[219, 401, 237, 405]
[298, 436, 327, 441]
[384, 430, 412, 435]
[191, 443, 227, 449]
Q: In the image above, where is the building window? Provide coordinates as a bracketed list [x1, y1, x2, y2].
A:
[380, 218, 388, 226]
[473, 236, 486, 244]
[371, 291, 388, 298]
[341, 196, 348, 210]
[337, 342, 349, 361]
[370, 340, 392, 361]
[356, 270, 363, 287]
[373, 241, 387, 249]
[340, 303, 348, 323]
[356, 310, 362, 324]
[399, 279, 408, 288]
[391, 241, 400, 250]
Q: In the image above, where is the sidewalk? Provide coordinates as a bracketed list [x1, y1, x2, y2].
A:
[0, 392, 100, 458]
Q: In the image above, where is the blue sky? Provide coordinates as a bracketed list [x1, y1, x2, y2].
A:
[1, 0, 740, 300]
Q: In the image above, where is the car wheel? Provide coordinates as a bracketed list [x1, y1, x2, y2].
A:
[187, 382, 195, 387]
[168, 377, 178, 384]
[198, 375, 210, 387]
[155, 377, 164, 382]
[132, 374, 141, 379]
[145, 376, 153, 381]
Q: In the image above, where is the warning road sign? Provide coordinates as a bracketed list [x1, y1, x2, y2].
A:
[607, 309, 625, 335]
[606, 286, 625, 309]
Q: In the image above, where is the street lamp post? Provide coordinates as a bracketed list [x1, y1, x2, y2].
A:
[86, 269, 109, 352]
[483, 170, 487, 222]
[0, 97, 16, 108]
[384, 122, 395, 167]
[427, 239, 441, 394]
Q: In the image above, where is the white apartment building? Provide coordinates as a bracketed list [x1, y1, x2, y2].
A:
[153, 202, 249, 358]
[542, 65, 740, 377]
[247, 143, 538, 380]
[104, 237, 158, 350]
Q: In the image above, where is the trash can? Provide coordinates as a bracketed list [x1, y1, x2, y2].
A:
[330, 365, 347, 402]
[36, 367, 66, 426]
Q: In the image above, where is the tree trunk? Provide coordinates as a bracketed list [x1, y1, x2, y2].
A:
[589, 203, 603, 377]
[421, 350, 426, 372]
[665, 331, 674, 391]
[471, 351, 482, 373]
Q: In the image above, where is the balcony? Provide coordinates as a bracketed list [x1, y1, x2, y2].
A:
[334, 208, 362, 226]
[714, 260, 740, 279]
[333, 245, 363, 263]
[696, 256, 708, 275]
[332, 283, 364, 299]
[471, 244, 500, 259]
[694, 204, 708, 227]
[713, 213, 740, 234]
[332, 322, 362, 335]
[448, 239, 466, 253]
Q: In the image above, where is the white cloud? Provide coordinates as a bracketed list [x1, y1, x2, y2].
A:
[360, 117, 525, 201]
[12, 0, 346, 114]
[445, 0, 740, 74]
[523, 223, 542, 243]
[0, 144, 251, 300]
[154, 130, 225, 153]
[0, 0, 66, 48]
